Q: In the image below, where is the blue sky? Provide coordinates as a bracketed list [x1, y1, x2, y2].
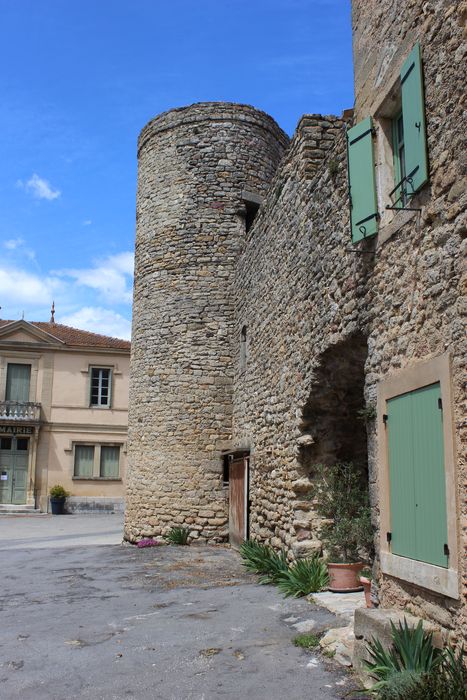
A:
[0, 0, 353, 339]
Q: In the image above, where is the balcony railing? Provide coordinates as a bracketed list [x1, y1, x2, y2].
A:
[0, 401, 41, 422]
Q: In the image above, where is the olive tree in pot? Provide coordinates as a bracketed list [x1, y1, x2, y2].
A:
[310, 462, 374, 592]
[49, 484, 70, 515]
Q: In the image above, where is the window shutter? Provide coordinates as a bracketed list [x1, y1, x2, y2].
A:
[400, 42, 428, 194]
[387, 383, 448, 568]
[347, 117, 378, 243]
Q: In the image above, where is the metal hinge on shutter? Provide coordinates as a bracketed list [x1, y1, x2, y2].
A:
[444, 543, 449, 556]
[386, 532, 392, 543]
[438, 397, 443, 410]
[383, 414, 388, 425]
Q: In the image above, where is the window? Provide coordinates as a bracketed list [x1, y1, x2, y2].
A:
[392, 113, 407, 207]
[347, 43, 428, 242]
[240, 325, 247, 372]
[377, 353, 459, 599]
[241, 190, 262, 233]
[386, 383, 447, 567]
[6, 363, 31, 402]
[74, 445, 95, 478]
[73, 443, 121, 479]
[100, 446, 120, 478]
[90, 368, 111, 407]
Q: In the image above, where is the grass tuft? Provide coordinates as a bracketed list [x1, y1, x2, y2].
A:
[293, 633, 321, 650]
[165, 527, 190, 545]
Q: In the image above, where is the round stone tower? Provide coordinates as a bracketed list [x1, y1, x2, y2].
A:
[125, 102, 288, 542]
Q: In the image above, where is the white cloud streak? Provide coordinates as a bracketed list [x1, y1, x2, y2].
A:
[17, 173, 61, 200]
[57, 252, 134, 305]
[60, 306, 131, 340]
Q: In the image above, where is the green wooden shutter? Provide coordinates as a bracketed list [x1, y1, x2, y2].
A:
[387, 390, 417, 560]
[347, 116, 378, 243]
[387, 383, 448, 568]
[400, 42, 428, 194]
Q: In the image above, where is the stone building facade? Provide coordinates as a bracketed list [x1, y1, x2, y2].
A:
[126, 1, 466, 641]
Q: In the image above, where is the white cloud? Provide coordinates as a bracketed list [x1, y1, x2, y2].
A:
[4, 237, 24, 250]
[56, 251, 134, 305]
[0, 265, 61, 306]
[83, 220, 92, 226]
[17, 173, 61, 201]
[60, 307, 131, 340]
[3, 237, 36, 260]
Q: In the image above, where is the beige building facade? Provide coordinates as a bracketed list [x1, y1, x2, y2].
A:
[0, 319, 130, 512]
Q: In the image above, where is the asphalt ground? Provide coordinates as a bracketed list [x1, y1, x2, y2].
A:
[0, 515, 364, 700]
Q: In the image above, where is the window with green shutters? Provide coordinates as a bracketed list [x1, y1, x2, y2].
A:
[347, 42, 428, 242]
[386, 383, 448, 568]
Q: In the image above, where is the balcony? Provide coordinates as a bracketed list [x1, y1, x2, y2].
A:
[0, 401, 41, 422]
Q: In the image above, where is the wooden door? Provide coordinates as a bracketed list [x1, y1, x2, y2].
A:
[229, 456, 249, 548]
[0, 437, 28, 505]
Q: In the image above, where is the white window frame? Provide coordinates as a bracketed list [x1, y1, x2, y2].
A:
[72, 442, 122, 480]
[89, 367, 112, 408]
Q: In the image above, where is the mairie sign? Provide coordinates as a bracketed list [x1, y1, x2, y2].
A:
[0, 425, 34, 435]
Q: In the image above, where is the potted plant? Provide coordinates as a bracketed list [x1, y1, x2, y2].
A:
[49, 484, 69, 515]
[359, 568, 373, 608]
[310, 462, 374, 592]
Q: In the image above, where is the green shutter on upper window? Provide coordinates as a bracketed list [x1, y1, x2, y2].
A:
[400, 42, 428, 194]
[347, 117, 378, 243]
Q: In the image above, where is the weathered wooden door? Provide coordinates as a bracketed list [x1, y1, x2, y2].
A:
[0, 437, 29, 505]
[229, 455, 249, 548]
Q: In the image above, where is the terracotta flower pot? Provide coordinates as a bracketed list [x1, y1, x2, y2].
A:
[360, 576, 373, 607]
[327, 562, 363, 592]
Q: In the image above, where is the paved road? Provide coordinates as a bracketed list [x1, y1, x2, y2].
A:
[0, 516, 363, 700]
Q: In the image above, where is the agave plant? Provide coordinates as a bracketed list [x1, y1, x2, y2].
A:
[239, 540, 288, 583]
[364, 619, 443, 694]
[402, 646, 467, 700]
[275, 554, 329, 598]
[165, 526, 190, 545]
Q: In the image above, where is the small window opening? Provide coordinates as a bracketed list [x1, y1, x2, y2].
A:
[240, 325, 247, 372]
[245, 200, 260, 232]
[241, 190, 263, 233]
[222, 455, 230, 486]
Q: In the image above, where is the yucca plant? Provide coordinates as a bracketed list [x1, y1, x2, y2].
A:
[239, 540, 288, 583]
[364, 619, 443, 694]
[165, 526, 190, 545]
[275, 555, 329, 597]
[403, 646, 467, 700]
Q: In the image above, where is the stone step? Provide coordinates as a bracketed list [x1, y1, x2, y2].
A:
[0, 505, 45, 516]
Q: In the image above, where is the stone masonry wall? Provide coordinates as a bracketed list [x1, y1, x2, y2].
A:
[232, 0, 466, 640]
[351, 0, 466, 641]
[125, 103, 288, 543]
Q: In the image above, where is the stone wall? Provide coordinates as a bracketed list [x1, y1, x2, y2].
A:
[125, 103, 288, 543]
[126, 0, 466, 642]
[350, 0, 467, 642]
[231, 0, 466, 639]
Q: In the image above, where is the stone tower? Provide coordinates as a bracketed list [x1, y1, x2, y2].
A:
[125, 103, 288, 542]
